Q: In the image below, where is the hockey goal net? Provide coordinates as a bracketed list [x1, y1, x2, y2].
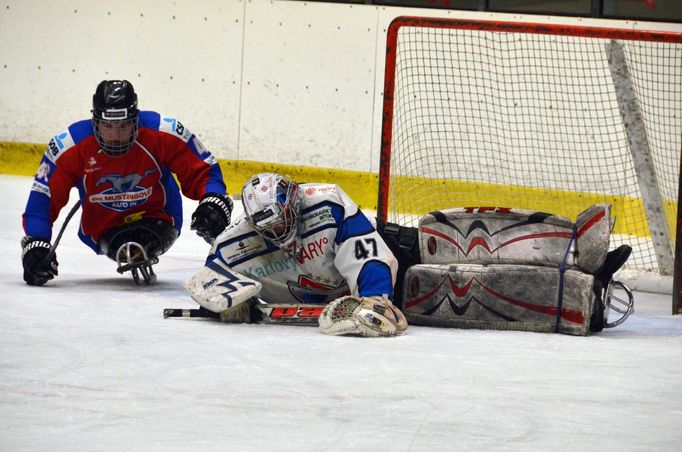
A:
[377, 17, 682, 311]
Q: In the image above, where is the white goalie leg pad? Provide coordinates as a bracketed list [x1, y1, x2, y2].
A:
[184, 260, 262, 314]
[319, 295, 408, 337]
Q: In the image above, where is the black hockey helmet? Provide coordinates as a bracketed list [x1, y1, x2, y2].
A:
[92, 80, 139, 156]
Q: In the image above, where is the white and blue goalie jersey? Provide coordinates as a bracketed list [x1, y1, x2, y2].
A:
[206, 183, 398, 304]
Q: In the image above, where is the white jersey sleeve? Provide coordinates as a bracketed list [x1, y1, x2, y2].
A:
[322, 185, 398, 298]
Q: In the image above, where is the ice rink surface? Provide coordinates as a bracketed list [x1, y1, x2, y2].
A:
[1, 174, 681, 452]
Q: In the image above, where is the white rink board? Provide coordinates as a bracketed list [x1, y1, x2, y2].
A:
[0, 0, 245, 154]
[239, 1, 378, 169]
[1, 1, 679, 173]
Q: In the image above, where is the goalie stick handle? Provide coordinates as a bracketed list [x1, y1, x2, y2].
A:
[164, 307, 220, 319]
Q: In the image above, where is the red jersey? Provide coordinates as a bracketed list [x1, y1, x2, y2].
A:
[22, 111, 226, 253]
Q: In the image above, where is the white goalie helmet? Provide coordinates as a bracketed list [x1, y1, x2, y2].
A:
[241, 173, 301, 248]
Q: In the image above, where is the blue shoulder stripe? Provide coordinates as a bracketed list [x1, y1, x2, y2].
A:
[335, 209, 374, 244]
[68, 119, 94, 144]
[138, 111, 161, 130]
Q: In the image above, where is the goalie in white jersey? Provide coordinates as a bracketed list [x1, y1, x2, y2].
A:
[185, 173, 407, 337]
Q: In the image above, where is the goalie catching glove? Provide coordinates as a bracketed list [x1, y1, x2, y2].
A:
[190, 193, 234, 244]
[21, 236, 59, 286]
[319, 295, 408, 337]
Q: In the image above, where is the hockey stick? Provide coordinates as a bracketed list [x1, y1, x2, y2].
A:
[163, 307, 221, 319]
[42, 200, 81, 265]
[164, 304, 323, 325]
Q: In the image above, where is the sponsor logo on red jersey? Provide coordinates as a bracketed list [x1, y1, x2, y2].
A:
[89, 170, 155, 212]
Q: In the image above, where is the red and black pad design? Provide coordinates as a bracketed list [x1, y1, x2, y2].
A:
[418, 205, 611, 273]
[403, 263, 595, 335]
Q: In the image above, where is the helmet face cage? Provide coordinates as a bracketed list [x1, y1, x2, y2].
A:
[93, 117, 138, 156]
[242, 173, 301, 247]
[92, 80, 139, 156]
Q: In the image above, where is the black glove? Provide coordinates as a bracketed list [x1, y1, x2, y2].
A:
[190, 193, 233, 244]
[21, 236, 59, 286]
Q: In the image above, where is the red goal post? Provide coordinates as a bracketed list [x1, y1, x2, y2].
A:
[377, 16, 682, 313]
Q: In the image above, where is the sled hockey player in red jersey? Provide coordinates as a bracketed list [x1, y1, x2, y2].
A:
[183, 173, 408, 337]
[21, 80, 233, 285]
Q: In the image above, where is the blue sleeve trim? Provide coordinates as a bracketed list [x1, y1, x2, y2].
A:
[23, 155, 56, 239]
[357, 260, 394, 298]
[336, 209, 375, 244]
[23, 193, 53, 240]
[205, 164, 227, 195]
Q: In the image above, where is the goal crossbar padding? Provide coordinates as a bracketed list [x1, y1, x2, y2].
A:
[418, 204, 611, 274]
[403, 263, 595, 335]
